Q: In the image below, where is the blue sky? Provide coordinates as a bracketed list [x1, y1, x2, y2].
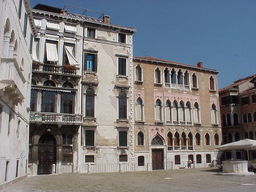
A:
[30, 0, 256, 88]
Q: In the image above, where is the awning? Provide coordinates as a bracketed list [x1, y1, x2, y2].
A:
[46, 42, 58, 62]
[34, 19, 41, 27]
[217, 139, 256, 151]
[32, 87, 72, 93]
[46, 22, 60, 30]
[64, 25, 77, 33]
[65, 46, 79, 66]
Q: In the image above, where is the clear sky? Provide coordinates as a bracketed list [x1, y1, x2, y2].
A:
[30, 0, 256, 88]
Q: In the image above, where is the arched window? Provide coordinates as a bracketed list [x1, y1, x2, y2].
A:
[165, 100, 172, 122]
[253, 112, 256, 121]
[63, 82, 73, 88]
[188, 132, 193, 150]
[192, 73, 197, 88]
[138, 156, 144, 166]
[205, 133, 210, 145]
[171, 69, 176, 84]
[211, 104, 218, 125]
[185, 102, 192, 123]
[174, 132, 180, 149]
[184, 71, 189, 87]
[177, 70, 183, 85]
[195, 133, 201, 145]
[179, 101, 185, 122]
[155, 68, 161, 84]
[209, 76, 215, 90]
[214, 134, 219, 145]
[155, 99, 162, 121]
[164, 68, 170, 85]
[119, 90, 127, 119]
[151, 134, 164, 145]
[196, 154, 202, 163]
[181, 132, 186, 149]
[227, 114, 231, 126]
[44, 80, 56, 87]
[86, 88, 95, 117]
[222, 114, 226, 127]
[10, 30, 15, 44]
[136, 97, 143, 121]
[235, 132, 240, 141]
[172, 100, 178, 122]
[135, 65, 142, 81]
[137, 132, 144, 146]
[4, 19, 11, 36]
[194, 102, 200, 124]
[167, 132, 173, 150]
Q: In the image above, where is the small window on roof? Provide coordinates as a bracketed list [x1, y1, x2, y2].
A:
[118, 33, 126, 43]
[87, 28, 95, 38]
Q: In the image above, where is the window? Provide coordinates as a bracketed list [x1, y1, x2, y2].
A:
[235, 132, 240, 141]
[23, 13, 28, 37]
[214, 134, 219, 145]
[151, 134, 164, 146]
[241, 96, 250, 105]
[138, 156, 144, 166]
[87, 28, 95, 38]
[135, 65, 142, 81]
[227, 114, 231, 126]
[63, 44, 76, 65]
[205, 133, 210, 145]
[177, 70, 183, 85]
[62, 134, 72, 145]
[181, 132, 186, 149]
[155, 99, 162, 121]
[184, 71, 189, 87]
[61, 93, 74, 114]
[118, 58, 126, 76]
[85, 130, 94, 146]
[173, 101, 178, 122]
[211, 104, 218, 125]
[164, 68, 170, 85]
[254, 112, 256, 122]
[188, 133, 193, 149]
[119, 131, 127, 147]
[192, 73, 197, 88]
[45, 41, 58, 63]
[249, 131, 254, 139]
[221, 95, 239, 105]
[41, 91, 56, 112]
[118, 33, 126, 43]
[179, 101, 185, 122]
[135, 98, 143, 121]
[248, 113, 252, 122]
[185, 102, 192, 122]
[137, 132, 144, 145]
[167, 132, 173, 150]
[18, 0, 22, 19]
[195, 133, 200, 145]
[171, 69, 176, 84]
[175, 155, 181, 165]
[194, 102, 200, 123]
[222, 114, 226, 127]
[118, 90, 127, 119]
[85, 155, 94, 163]
[86, 88, 95, 117]
[196, 154, 202, 163]
[206, 154, 211, 163]
[165, 100, 172, 122]
[119, 155, 128, 162]
[245, 132, 249, 139]
[209, 76, 215, 90]
[155, 68, 161, 84]
[84, 53, 97, 72]
[252, 95, 256, 103]
[234, 113, 239, 125]
[174, 132, 180, 149]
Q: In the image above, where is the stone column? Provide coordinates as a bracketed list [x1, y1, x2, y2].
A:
[56, 145, 63, 174]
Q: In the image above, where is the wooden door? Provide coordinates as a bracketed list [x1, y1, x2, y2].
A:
[152, 149, 164, 170]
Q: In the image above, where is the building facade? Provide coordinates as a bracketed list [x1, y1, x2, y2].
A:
[0, 0, 36, 185]
[28, 4, 135, 175]
[133, 57, 222, 170]
[220, 74, 256, 147]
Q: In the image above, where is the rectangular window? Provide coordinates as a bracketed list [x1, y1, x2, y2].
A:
[61, 93, 74, 114]
[252, 95, 256, 103]
[23, 13, 28, 37]
[206, 154, 211, 163]
[241, 96, 250, 105]
[18, 0, 22, 19]
[118, 91, 127, 119]
[85, 155, 94, 163]
[119, 155, 128, 162]
[85, 130, 94, 146]
[45, 41, 58, 63]
[30, 90, 37, 112]
[41, 91, 56, 112]
[84, 53, 97, 72]
[118, 33, 126, 43]
[119, 131, 127, 147]
[87, 28, 95, 38]
[63, 44, 76, 65]
[118, 58, 126, 76]
[196, 155, 202, 163]
[175, 155, 181, 165]
[62, 134, 72, 145]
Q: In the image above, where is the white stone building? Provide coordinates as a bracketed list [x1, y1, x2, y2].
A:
[0, 0, 36, 185]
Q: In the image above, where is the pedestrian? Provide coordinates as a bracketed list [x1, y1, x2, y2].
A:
[188, 159, 192, 168]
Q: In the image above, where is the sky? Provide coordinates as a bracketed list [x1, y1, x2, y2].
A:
[30, 0, 256, 88]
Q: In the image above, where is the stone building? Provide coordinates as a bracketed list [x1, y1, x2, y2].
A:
[133, 57, 222, 169]
[220, 74, 256, 147]
[28, 4, 135, 175]
[0, 0, 36, 185]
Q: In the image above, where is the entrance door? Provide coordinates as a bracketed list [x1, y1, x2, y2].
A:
[38, 134, 56, 174]
[152, 149, 164, 170]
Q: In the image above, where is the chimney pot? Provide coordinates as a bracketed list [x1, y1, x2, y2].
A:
[103, 15, 110, 24]
[197, 62, 203, 68]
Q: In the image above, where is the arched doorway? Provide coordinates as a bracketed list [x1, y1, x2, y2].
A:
[151, 134, 164, 170]
[38, 133, 56, 174]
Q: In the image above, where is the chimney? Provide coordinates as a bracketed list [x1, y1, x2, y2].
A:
[102, 15, 110, 24]
[197, 62, 203, 68]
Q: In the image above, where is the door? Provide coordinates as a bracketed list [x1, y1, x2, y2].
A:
[38, 134, 56, 174]
[152, 149, 164, 170]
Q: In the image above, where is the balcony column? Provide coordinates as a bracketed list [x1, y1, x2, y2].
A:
[172, 138, 174, 150]
[39, 34, 45, 63]
[186, 138, 188, 150]
[56, 92, 61, 113]
[37, 91, 42, 112]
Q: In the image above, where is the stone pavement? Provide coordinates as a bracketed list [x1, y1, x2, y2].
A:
[1, 168, 256, 192]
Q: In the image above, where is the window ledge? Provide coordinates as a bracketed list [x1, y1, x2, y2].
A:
[116, 119, 128, 123]
[212, 123, 219, 127]
[117, 146, 128, 150]
[194, 122, 201, 126]
[155, 121, 164, 125]
[135, 120, 145, 124]
[154, 83, 162, 87]
[209, 89, 217, 93]
[116, 75, 128, 79]
[134, 80, 143, 84]
[192, 87, 199, 91]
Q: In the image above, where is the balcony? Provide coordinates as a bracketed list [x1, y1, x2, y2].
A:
[30, 112, 82, 125]
[32, 62, 80, 76]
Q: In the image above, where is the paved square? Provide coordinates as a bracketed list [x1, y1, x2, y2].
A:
[2, 168, 256, 192]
